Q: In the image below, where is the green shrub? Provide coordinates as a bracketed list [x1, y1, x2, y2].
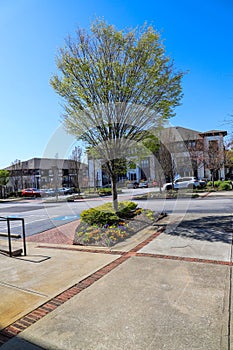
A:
[98, 188, 112, 196]
[81, 208, 119, 225]
[83, 188, 97, 194]
[214, 180, 221, 187]
[225, 180, 232, 185]
[80, 201, 138, 226]
[118, 201, 137, 213]
[219, 181, 232, 191]
[117, 201, 138, 218]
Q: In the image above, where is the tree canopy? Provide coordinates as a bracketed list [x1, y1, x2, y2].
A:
[0, 170, 9, 186]
[51, 19, 185, 209]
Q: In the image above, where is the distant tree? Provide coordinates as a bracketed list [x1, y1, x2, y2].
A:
[69, 146, 83, 193]
[205, 140, 225, 185]
[11, 159, 23, 192]
[0, 170, 9, 198]
[142, 132, 164, 190]
[0, 170, 9, 186]
[50, 154, 60, 200]
[225, 139, 233, 178]
[51, 19, 184, 211]
[224, 138, 233, 178]
[184, 138, 205, 178]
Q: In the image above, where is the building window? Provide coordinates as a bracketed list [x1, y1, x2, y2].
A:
[141, 159, 149, 168]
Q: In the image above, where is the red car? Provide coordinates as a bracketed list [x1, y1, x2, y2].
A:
[21, 188, 41, 197]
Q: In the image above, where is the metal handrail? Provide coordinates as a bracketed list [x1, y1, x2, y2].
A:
[0, 216, 26, 257]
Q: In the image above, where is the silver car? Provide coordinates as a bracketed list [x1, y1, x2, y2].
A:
[162, 177, 200, 191]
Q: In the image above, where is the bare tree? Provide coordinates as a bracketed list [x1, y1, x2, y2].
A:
[11, 159, 23, 193]
[205, 140, 225, 185]
[184, 138, 205, 178]
[69, 146, 83, 193]
[225, 138, 233, 177]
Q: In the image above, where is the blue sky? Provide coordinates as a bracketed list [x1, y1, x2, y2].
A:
[0, 0, 233, 168]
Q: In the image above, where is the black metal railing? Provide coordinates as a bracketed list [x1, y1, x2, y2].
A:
[0, 217, 26, 257]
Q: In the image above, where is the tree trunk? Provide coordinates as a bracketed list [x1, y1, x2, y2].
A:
[211, 171, 214, 187]
[111, 175, 118, 212]
[75, 171, 80, 194]
[93, 159, 96, 192]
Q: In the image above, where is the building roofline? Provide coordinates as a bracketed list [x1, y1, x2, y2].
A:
[200, 130, 227, 137]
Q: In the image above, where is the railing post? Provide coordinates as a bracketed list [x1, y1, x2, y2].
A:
[0, 216, 27, 257]
[6, 218, 12, 257]
[21, 218, 27, 256]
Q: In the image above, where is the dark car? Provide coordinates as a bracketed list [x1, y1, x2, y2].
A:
[225, 174, 233, 181]
[198, 179, 207, 188]
[21, 188, 41, 197]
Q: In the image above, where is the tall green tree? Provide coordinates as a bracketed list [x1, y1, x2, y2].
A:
[0, 170, 9, 199]
[0, 170, 9, 186]
[51, 19, 184, 211]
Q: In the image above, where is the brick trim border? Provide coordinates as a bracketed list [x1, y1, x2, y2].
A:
[0, 254, 129, 346]
[135, 252, 233, 266]
[1, 226, 232, 346]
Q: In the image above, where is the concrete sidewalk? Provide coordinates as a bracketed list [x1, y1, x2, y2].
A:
[0, 212, 232, 349]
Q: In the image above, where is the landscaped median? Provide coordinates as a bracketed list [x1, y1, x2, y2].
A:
[73, 201, 166, 247]
[132, 181, 233, 200]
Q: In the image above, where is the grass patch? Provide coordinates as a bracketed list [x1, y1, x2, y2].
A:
[133, 190, 201, 200]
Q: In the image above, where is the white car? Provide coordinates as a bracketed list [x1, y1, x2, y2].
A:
[162, 177, 200, 191]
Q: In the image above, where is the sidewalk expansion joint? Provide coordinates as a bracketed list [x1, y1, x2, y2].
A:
[0, 282, 48, 297]
[36, 245, 124, 256]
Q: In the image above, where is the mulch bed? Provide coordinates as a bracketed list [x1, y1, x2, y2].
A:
[73, 211, 166, 247]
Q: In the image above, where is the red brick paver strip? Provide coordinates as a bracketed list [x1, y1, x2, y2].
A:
[26, 220, 80, 245]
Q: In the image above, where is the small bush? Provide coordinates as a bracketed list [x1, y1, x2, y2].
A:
[80, 208, 119, 226]
[214, 180, 222, 187]
[219, 181, 232, 191]
[80, 201, 138, 226]
[225, 180, 232, 185]
[118, 201, 137, 213]
[98, 188, 112, 196]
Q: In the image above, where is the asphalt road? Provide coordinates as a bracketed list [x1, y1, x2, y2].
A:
[0, 190, 232, 237]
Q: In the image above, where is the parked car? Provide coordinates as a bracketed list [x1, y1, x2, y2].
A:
[225, 174, 233, 181]
[101, 184, 112, 189]
[139, 181, 148, 188]
[40, 189, 56, 197]
[58, 187, 74, 195]
[198, 178, 207, 188]
[21, 188, 41, 197]
[162, 177, 200, 191]
[127, 181, 139, 189]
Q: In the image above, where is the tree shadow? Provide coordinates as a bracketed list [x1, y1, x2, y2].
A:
[165, 215, 233, 244]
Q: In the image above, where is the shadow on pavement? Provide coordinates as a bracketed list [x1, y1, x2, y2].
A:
[0, 336, 46, 349]
[166, 215, 233, 244]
